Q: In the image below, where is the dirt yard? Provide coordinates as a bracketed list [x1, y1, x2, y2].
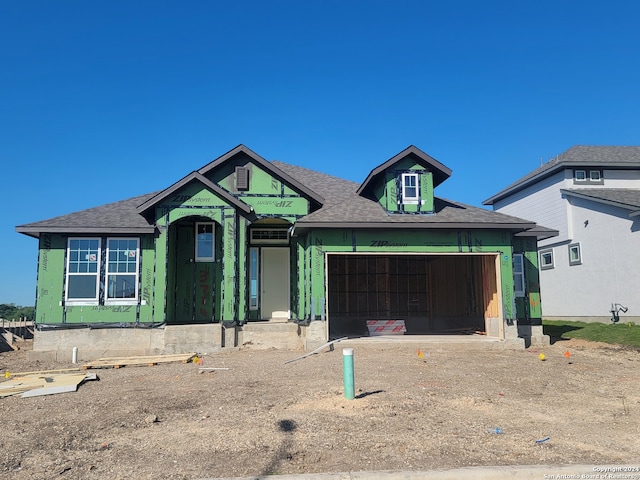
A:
[1, 337, 639, 479]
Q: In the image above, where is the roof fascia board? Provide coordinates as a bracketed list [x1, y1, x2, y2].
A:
[560, 189, 638, 212]
[294, 221, 535, 230]
[514, 228, 560, 240]
[483, 166, 563, 205]
[484, 161, 640, 205]
[137, 171, 253, 215]
[15, 226, 156, 236]
[198, 144, 325, 205]
[357, 145, 452, 195]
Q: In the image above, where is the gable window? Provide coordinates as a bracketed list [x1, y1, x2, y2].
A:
[574, 169, 603, 184]
[401, 173, 419, 204]
[196, 223, 215, 261]
[540, 248, 554, 270]
[513, 253, 525, 297]
[66, 238, 101, 302]
[106, 238, 139, 301]
[568, 243, 582, 266]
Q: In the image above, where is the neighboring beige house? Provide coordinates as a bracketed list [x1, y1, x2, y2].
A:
[484, 145, 640, 323]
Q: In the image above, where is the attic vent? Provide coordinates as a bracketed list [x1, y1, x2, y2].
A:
[250, 228, 289, 244]
[236, 167, 249, 190]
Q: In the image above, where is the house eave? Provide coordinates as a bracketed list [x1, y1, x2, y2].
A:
[15, 226, 156, 239]
[294, 221, 536, 231]
[560, 189, 640, 212]
[484, 161, 640, 206]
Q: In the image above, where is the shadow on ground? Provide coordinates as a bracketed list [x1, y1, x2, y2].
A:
[543, 324, 583, 344]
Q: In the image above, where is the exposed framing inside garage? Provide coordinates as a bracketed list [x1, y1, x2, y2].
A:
[325, 252, 503, 338]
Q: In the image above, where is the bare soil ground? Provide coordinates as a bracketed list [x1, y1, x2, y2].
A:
[1, 338, 639, 479]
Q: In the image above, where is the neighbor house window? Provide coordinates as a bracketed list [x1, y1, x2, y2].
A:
[106, 238, 139, 301]
[66, 238, 101, 302]
[195, 223, 215, 261]
[574, 169, 603, 184]
[249, 247, 259, 310]
[568, 243, 582, 266]
[513, 253, 525, 297]
[574, 170, 587, 181]
[540, 248, 554, 270]
[401, 173, 419, 204]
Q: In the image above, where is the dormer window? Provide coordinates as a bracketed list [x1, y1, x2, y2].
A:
[401, 173, 419, 204]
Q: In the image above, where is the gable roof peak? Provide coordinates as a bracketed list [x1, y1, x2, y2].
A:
[357, 145, 452, 196]
[483, 145, 640, 205]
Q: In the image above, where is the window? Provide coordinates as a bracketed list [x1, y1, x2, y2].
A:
[250, 228, 289, 245]
[66, 238, 101, 302]
[574, 169, 603, 184]
[249, 247, 259, 310]
[513, 254, 525, 297]
[401, 173, 419, 204]
[568, 243, 582, 266]
[540, 248, 554, 270]
[195, 223, 215, 261]
[106, 238, 139, 301]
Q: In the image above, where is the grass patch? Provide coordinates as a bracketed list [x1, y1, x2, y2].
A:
[543, 319, 640, 348]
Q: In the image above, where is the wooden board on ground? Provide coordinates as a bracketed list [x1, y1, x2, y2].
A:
[0, 373, 97, 398]
[82, 353, 197, 370]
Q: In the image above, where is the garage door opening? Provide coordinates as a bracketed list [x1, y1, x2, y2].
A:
[327, 254, 500, 338]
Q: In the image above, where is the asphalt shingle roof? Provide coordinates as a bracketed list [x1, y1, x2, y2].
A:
[484, 146, 640, 205]
[272, 161, 539, 229]
[16, 192, 158, 237]
[561, 188, 640, 211]
[17, 154, 549, 237]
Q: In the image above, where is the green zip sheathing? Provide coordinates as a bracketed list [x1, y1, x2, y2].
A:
[377, 158, 435, 213]
[298, 228, 521, 323]
[35, 234, 65, 324]
[513, 236, 542, 323]
[34, 233, 157, 326]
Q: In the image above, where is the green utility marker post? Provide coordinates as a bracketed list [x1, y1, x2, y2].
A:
[343, 348, 355, 400]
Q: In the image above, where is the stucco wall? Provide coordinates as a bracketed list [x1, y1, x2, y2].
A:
[493, 170, 568, 246]
[539, 197, 640, 320]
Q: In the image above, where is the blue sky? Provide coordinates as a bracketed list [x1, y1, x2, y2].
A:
[1, 1, 639, 307]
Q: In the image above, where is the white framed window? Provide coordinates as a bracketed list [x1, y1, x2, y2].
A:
[540, 248, 554, 270]
[589, 170, 601, 181]
[568, 243, 582, 266]
[513, 253, 525, 297]
[66, 238, 101, 303]
[401, 173, 419, 204]
[574, 170, 587, 181]
[195, 223, 215, 261]
[106, 238, 139, 302]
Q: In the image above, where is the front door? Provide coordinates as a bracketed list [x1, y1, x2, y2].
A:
[261, 247, 290, 321]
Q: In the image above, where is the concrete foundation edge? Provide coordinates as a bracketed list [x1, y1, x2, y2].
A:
[199, 464, 635, 480]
